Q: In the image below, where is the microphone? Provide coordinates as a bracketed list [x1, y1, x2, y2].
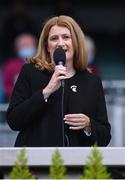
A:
[53, 47, 66, 87]
[53, 47, 66, 146]
[53, 47, 66, 66]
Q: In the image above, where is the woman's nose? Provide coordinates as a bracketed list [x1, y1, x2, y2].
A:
[57, 37, 65, 46]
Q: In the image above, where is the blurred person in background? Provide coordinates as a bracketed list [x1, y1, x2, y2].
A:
[2, 33, 37, 102]
[0, 1, 37, 59]
[6, 15, 111, 147]
[85, 35, 100, 76]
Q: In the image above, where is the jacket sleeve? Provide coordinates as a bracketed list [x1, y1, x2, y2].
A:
[90, 77, 111, 146]
[6, 64, 46, 131]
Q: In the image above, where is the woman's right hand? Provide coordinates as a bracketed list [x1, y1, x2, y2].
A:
[42, 65, 67, 98]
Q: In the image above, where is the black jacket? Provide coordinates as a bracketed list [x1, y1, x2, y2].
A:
[6, 63, 111, 147]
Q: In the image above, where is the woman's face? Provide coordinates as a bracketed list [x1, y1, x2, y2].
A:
[47, 25, 74, 65]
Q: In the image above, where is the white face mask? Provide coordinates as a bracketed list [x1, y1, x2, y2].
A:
[18, 47, 36, 59]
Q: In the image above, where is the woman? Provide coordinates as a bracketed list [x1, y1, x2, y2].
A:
[6, 15, 111, 147]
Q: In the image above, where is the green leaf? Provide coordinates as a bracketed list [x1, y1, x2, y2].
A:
[80, 145, 112, 179]
[49, 149, 66, 179]
[9, 148, 35, 179]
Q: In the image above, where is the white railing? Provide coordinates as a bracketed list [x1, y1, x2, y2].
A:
[0, 147, 125, 179]
[0, 147, 125, 166]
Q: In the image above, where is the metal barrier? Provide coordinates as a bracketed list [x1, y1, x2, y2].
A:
[102, 80, 125, 146]
[0, 103, 18, 147]
[0, 103, 8, 112]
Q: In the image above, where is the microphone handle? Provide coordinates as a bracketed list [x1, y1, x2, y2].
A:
[58, 61, 64, 65]
[61, 79, 65, 88]
[58, 61, 65, 88]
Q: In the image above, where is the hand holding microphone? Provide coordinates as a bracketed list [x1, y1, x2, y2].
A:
[43, 47, 66, 98]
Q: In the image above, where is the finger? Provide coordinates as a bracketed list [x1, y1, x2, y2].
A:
[65, 114, 84, 119]
[65, 121, 85, 127]
[58, 75, 67, 80]
[54, 70, 66, 77]
[55, 65, 66, 73]
[69, 126, 84, 130]
[64, 117, 85, 122]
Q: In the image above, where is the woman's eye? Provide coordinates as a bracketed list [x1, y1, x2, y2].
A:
[50, 36, 58, 41]
[64, 35, 70, 39]
[63, 35, 71, 40]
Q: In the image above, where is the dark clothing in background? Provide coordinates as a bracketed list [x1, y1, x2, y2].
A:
[2, 58, 25, 101]
[6, 63, 111, 147]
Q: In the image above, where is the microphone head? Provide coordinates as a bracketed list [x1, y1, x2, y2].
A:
[53, 47, 66, 66]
